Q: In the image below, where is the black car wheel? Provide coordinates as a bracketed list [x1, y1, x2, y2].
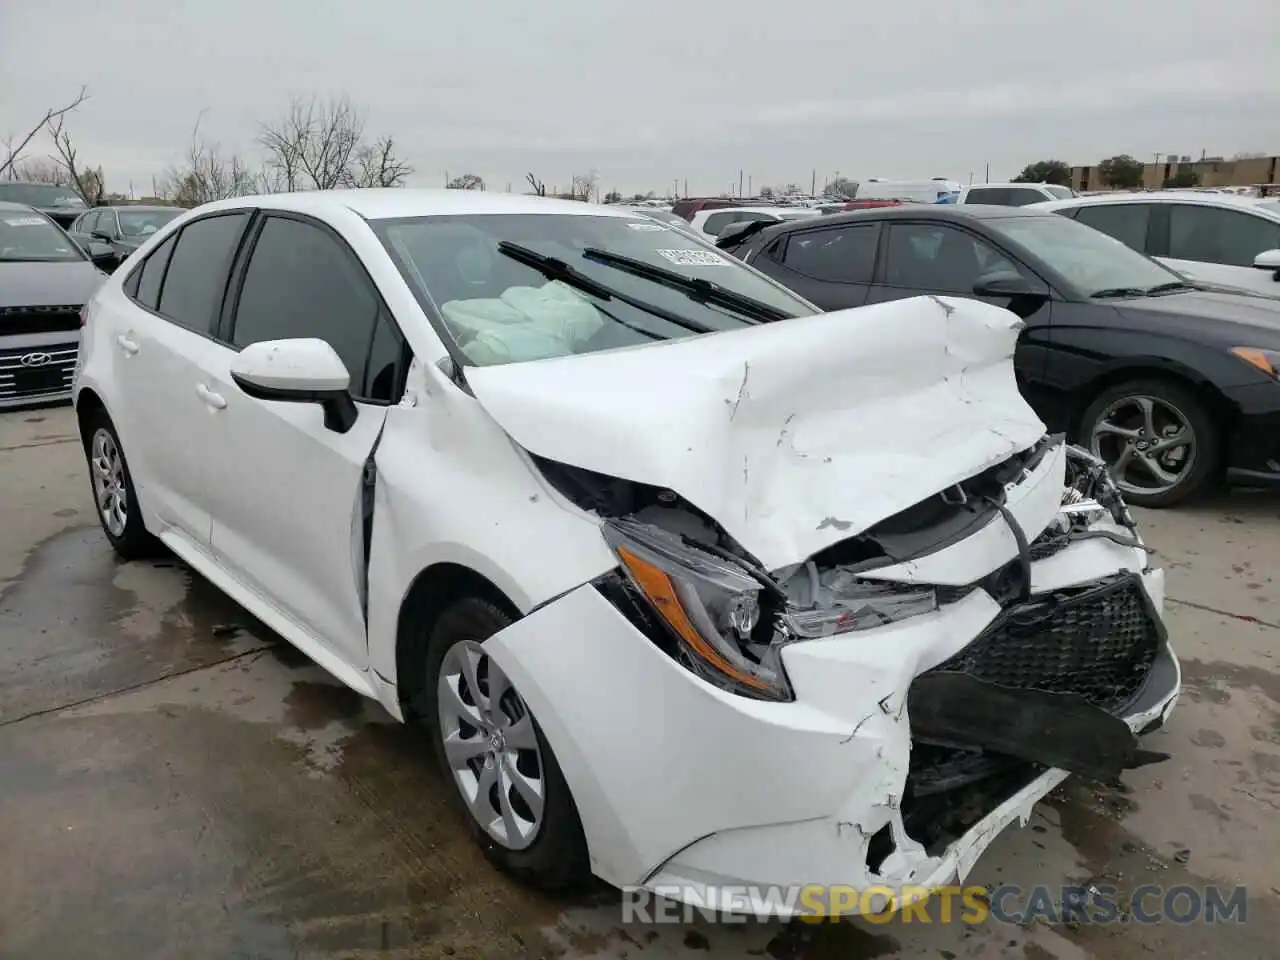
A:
[1079, 379, 1220, 507]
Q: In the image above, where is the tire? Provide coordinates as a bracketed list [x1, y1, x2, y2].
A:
[416, 596, 589, 891]
[1077, 378, 1220, 508]
[83, 410, 161, 560]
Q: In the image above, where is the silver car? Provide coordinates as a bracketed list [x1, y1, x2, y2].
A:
[0, 202, 107, 408]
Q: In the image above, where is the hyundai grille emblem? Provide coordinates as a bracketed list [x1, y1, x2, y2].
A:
[20, 352, 53, 368]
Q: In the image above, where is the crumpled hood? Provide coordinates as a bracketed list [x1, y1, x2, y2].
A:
[465, 295, 1046, 570]
[0, 260, 103, 309]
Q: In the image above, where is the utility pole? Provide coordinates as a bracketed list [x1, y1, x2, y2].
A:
[811, 169, 816, 195]
[444, 169, 449, 188]
[984, 162, 989, 183]
[738, 169, 743, 197]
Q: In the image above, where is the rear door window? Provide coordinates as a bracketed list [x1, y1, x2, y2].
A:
[780, 224, 879, 283]
[156, 213, 249, 334]
[965, 188, 1011, 205]
[1073, 204, 1152, 252]
[1167, 204, 1280, 267]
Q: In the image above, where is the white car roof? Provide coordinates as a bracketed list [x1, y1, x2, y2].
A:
[1033, 191, 1280, 222]
[195, 188, 638, 221]
[698, 206, 793, 216]
[964, 182, 1055, 190]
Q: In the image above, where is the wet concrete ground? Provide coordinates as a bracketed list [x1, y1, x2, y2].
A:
[1, 406, 1277, 959]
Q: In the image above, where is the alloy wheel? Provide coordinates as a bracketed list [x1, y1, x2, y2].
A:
[1089, 394, 1196, 498]
[90, 428, 128, 537]
[437, 640, 545, 850]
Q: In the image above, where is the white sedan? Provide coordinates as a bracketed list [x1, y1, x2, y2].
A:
[73, 189, 1179, 917]
[688, 204, 819, 238]
[1034, 191, 1280, 298]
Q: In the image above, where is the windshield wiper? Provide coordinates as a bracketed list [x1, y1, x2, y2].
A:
[1090, 287, 1148, 299]
[496, 241, 717, 335]
[1145, 280, 1197, 295]
[582, 247, 793, 323]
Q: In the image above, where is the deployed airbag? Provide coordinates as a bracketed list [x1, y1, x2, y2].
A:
[441, 281, 605, 364]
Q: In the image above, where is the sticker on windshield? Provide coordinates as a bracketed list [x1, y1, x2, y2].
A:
[4, 216, 45, 227]
[655, 249, 731, 266]
[626, 221, 667, 231]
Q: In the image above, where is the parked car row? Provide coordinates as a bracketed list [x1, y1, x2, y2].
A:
[71, 188, 1180, 919]
[717, 204, 1280, 505]
[1030, 191, 1280, 299]
[0, 201, 110, 408]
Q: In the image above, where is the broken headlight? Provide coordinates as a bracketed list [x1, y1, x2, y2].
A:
[602, 520, 794, 702]
[778, 564, 938, 639]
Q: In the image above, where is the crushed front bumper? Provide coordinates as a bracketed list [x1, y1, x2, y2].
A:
[484, 529, 1178, 918]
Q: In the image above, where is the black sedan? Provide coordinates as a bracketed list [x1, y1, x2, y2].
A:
[719, 205, 1280, 506]
[67, 205, 184, 273]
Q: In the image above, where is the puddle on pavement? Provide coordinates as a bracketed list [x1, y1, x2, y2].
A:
[5, 524, 1279, 958]
[0, 526, 267, 724]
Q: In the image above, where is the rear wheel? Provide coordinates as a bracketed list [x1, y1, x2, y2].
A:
[416, 597, 589, 890]
[84, 410, 160, 559]
[1078, 379, 1220, 507]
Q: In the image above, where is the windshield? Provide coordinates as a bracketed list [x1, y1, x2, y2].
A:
[373, 213, 816, 366]
[986, 214, 1178, 296]
[0, 183, 87, 208]
[1044, 185, 1076, 200]
[0, 210, 85, 262]
[118, 208, 180, 237]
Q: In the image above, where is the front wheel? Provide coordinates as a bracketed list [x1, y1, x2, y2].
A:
[1078, 379, 1220, 507]
[420, 597, 589, 890]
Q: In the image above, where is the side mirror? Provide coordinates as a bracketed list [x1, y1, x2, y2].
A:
[230, 338, 358, 433]
[973, 271, 1046, 298]
[86, 241, 117, 269]
[1251, 249, 1280, 271]
[715, 218, 771, 249]
[91, 230, 114, 242]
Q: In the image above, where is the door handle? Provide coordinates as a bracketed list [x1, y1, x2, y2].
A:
[116, 334, 139, 356]
[195, 383, 227, 410]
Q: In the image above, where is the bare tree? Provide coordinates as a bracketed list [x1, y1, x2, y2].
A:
[1, 86, 89, 179]
[159, 114, 257, 207]
[348, 135, 413, 188]
[447, 173, 484, 191]
[6, 158, 68, 185]
[525, 172, 546, 196]
[571, 170, 598, 202]
[259, 95, 397, 191]
[47, 116, 106, 205]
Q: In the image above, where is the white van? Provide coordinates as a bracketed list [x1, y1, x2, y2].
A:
[855, 179, 961, 204]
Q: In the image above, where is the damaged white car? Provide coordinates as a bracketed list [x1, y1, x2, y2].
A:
[73, 190, 1180, 915]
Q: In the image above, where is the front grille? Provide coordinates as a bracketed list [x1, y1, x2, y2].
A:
[0, 305, 82, 336]
[0, 342, 78, 403]
[929, 574, 1160, 712]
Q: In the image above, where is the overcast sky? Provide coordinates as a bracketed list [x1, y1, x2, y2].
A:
[3, 0, 1278, 197]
